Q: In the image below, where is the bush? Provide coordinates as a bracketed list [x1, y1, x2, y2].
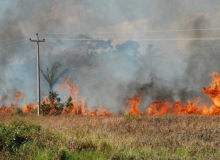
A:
[0, 120, 41, 154]
[0, 120, 71, 159]
[41, 92, 64, 116]
[59, 147, 71, 160]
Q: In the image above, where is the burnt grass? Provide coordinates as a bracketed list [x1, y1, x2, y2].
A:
[1, 113, 220, 159]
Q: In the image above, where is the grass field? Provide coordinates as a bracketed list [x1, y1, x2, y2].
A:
[1, 113, 220, 159]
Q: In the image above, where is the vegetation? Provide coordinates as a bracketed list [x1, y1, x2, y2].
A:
[0, 120, 69, 159]
[41, 92, 64, 116]
[41, 91, 73, 116]
[40, 62, 68, 91]
[1, 114, 220, 159]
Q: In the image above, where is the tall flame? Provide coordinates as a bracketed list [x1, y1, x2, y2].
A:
[59, 78, 113, 116]
[127, 92, 141, 115]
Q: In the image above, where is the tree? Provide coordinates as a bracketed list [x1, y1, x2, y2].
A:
[40, 62, 68, 91]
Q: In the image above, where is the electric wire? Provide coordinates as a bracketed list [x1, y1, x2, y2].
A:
[39, 27, 220, 35]
[44, 37, 220, 41]
[0, 37, 27, 45]
[0, 38, 27, 47]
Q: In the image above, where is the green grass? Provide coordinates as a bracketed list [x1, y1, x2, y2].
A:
[0, 120, 65, 159]
[1, 114, 220, 159]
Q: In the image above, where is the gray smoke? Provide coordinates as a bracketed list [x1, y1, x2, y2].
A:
[1, 1, 220, 112]
[178, 14, 220, 103]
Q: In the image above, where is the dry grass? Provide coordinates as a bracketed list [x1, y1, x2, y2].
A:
[1, 113, 220, 159]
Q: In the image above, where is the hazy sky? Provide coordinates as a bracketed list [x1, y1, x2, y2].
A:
[1, 0, 220, 110]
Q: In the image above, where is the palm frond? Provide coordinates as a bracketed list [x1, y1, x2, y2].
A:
[40, 69, 50, 84]
[51, 62, 62, 78]
[41, 62, 68, 91]
[47, 68, 52, 81]
[52, 69, 69, 84]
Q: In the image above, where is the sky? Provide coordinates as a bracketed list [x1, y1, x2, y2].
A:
[1, 0, 220, 111]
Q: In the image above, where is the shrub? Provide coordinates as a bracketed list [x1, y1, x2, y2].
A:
[41, 92, 64, 115]
[0, 120, 73, 159]
[0, 120, 40, 154]
[59, 147, 71, 160]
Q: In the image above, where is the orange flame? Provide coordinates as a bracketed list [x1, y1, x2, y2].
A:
[3, 72, 220, 116]
[145, 72, 220, 115]
[16, 91, 23, 98]
[59, 78, 79, 96]
[0, 91, 23, 113]
[127, 92, 141, 115]
[59, 78, 113, 116]
[22, 103, 37, 112]
[12, 91, 23, 105]
[0, 105, 11, 113]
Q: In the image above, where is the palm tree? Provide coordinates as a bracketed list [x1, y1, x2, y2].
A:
[40, 62, 68, 91]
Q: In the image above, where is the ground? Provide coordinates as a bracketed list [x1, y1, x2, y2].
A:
[0, 113, 220, 159]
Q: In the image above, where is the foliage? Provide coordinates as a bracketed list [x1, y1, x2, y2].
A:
[65, 97, 73, 108]
[41, 91, 74, 116]
[2, 113, 220, 159]
[40, 62, 69, 91]
[41, 92, 64, 116]
[0, 120, 64, 159]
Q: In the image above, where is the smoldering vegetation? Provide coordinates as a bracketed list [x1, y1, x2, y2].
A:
[1, 1, 220, 112]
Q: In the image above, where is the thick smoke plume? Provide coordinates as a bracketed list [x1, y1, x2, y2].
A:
[1, 1, 220, 112]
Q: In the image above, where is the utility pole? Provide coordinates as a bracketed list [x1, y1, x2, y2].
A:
[30, 33, 45, 116]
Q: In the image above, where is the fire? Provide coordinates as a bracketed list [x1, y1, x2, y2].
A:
[59, 78, 113, 116]
[13, 91, 23, 105]
[147, 98, 202, 115]
[2, 72, 220, 116]
[148, 101, 172, 115]
[126, 92, 141, 115]
[100, 108, 113, 116]
[59, 78, 79, 96]
[16, 91, 23, 98]
[139, 72, 220, 115]
[0, 105, 13, 113]
[0, 91, 24, 113]
[22, 103, 37, 112]
[202, 72, 220, 107]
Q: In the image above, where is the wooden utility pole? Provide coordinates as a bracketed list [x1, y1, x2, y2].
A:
[30, 33, 45, 116]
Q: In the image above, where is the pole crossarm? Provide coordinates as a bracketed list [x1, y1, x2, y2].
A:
[29, 33, 45, 116]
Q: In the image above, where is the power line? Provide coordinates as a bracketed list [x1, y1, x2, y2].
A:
[39, 28, 220, 35]
[0, 37, 27, 44]
[0, 45, 33, 57]
[0, 38, 27, 46]
[44, 37, 220, 41]
[0, 41, 30, 51]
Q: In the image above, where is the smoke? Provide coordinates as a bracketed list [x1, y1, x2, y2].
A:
[1, 0, 220, 112]
[177, 14, 220, 103]
[123, 13, 220, 107]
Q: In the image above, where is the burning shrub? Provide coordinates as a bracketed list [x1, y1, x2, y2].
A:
[15, 107, 23, 115]
[41, 92, 64, 116]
